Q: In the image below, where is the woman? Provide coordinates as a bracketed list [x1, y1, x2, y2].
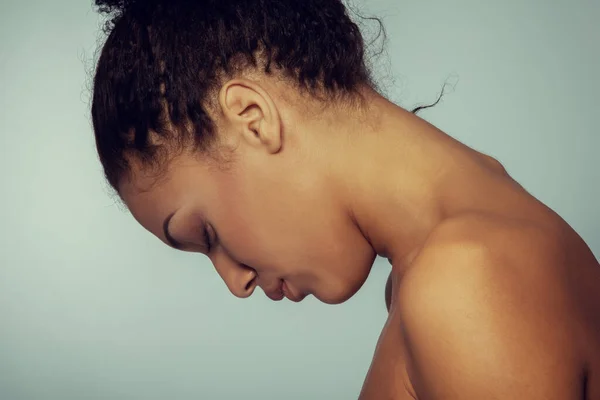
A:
[91, 0, 600, 398]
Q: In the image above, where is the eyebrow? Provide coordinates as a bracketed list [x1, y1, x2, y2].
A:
[163, 211, 183, 249]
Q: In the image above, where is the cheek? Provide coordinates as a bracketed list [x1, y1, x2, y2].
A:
[210, 199, 259, 258]
[209, 169, 375, 288]
[209, 177, 281, 264]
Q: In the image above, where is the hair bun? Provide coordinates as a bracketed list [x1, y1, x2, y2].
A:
[95, 0, 128, 13]
[95, 0, 157, 16]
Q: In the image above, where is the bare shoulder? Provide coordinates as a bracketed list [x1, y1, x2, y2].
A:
[399, 217, 571, 331]
[398, 213, 578, 336]
[395, 215, 587, 399]
[398, 215, 572, 335]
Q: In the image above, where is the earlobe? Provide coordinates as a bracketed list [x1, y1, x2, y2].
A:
[218, 79, 283, 154]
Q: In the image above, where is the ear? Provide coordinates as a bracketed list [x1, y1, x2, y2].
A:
[218, 79, 282, 154]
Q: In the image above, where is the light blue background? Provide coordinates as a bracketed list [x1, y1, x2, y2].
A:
[1, 0, 598, 399]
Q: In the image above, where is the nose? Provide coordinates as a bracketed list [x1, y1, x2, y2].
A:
[212, 253, 257, 298]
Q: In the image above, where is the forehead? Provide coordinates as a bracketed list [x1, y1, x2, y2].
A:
[119, 173, 173, 238]
[118, 156, 206, 236]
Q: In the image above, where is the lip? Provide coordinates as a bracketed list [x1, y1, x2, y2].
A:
[264, 280, 307, 302]
[282, 280, 306, 302]
[265, 282, 284, 301]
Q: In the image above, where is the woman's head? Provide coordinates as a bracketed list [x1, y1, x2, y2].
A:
[91, 0, 427, 304]
[92, 0, 375, 190]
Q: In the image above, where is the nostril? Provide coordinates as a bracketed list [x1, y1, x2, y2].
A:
[245, 274, 257, 292]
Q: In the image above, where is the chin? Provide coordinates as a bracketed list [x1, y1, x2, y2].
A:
[318, 295, 351, 305]
[313, 254, 376, 305]
[314, 282, 364, 305]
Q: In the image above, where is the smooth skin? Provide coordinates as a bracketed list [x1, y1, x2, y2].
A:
[120, 72, 600, 399]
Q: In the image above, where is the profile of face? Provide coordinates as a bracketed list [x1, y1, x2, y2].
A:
[119, 79, 377, 304]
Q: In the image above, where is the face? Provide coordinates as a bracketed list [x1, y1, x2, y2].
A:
[119, 79, 376, 304]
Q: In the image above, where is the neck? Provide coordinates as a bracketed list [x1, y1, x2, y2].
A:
[320, 92, 509, 273]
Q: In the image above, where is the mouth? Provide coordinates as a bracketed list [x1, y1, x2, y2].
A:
[265, 281, 284, 301]
[264, 280, 308, 302]
[281, 280, 307, 303]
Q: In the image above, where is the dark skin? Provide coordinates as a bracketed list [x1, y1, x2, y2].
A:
[119, 75, 600, 399]
[362, 175, 600, 399]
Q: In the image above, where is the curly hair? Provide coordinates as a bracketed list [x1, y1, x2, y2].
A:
[91, 0, 442, 192]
